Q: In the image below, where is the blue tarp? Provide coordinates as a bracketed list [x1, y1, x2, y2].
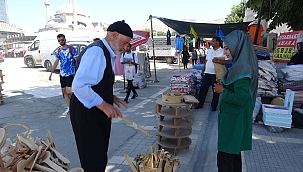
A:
[255, 50, 270, 57]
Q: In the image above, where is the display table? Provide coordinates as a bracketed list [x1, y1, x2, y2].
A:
[155, 99, 193, 155]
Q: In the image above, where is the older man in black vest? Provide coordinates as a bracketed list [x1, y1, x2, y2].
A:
[70, 20, 132, 172]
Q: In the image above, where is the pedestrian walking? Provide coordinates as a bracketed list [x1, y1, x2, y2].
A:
[70, 20, 132, 172]
[120, 43, 138, 103]
[181, 47, 190, 69]
[49, 34, 78, 116]
[191, 47, 198, 66]
[214, 30, 258, 172]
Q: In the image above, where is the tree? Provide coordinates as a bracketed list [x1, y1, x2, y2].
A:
[171, 30, 178, 36]
[225, 2, 246, 23]
[157, 31, 166, 36]
[143, 28, 150, 33]
[247, 0, 303, 31]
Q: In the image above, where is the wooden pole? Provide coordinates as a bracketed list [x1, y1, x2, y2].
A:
[149, 15, 159, 82]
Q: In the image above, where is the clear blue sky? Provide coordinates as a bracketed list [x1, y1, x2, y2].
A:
[6, 0, 242, 33]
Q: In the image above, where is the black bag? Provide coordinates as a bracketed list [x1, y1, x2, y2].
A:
[292, 109, 303, 128]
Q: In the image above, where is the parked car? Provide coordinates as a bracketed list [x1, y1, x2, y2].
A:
[42, 41, 91, 72]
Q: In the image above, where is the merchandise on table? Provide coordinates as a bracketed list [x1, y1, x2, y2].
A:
[191, 69, 202, 84]
[279, 64, 303, 107]
[257, 60, 278, 96]
[170, 73, 194, 93]
[280, 64, 303, 81]
[193, 63, 204, 70]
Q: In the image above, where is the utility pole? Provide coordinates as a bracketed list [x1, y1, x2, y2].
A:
[253, 0, 264, 45]
[149, 15, 159, 82]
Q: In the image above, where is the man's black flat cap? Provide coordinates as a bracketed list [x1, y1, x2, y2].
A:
[107, 20, 133, 38]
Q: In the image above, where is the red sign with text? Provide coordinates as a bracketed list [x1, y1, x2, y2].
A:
[273, 31, 303, 62]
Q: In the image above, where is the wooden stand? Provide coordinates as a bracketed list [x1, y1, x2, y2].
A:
[155, 99, 193, 156]
[0, 69, 4, 104]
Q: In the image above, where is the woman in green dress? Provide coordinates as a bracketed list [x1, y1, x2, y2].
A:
[214, 30, 258, 172]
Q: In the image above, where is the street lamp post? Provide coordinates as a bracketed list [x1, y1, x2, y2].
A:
[149, 15, 159, 83]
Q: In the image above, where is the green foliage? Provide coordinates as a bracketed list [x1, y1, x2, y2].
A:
[225, 2, 246, 23]
[157, 31, 166, 36]
[143, 28, 151, 32]
[246, 0, 303, 31]
[171, 30, 178, 36]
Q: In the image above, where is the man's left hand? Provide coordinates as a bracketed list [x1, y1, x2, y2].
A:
[212, 58, 219, 63]
[113, 95, 128, 109]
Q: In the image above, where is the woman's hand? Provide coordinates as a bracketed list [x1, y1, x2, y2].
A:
[214, 80, 224, 94]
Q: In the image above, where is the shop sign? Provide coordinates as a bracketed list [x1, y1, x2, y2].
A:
[273, 30, 303, 62]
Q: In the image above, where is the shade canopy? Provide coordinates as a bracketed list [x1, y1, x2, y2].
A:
[157, 17, 251, 38]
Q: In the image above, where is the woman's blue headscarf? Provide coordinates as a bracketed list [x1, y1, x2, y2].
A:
[222, 30, 258, 103]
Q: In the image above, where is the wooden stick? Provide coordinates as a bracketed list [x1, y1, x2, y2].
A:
[121, 117, 150, 136]
[124, 154, 138, 172]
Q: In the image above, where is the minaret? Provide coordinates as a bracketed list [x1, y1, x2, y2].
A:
[44, 0, 50, 22]
[72, 0, 78, 31]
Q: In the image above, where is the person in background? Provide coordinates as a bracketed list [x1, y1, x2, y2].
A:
[181, 47, 190, 69]
[49, 34, 78, 116]
[191, 47, 198, 66]
[70, 20, 132, 172]
[194, 37, 227, 111]
[288, 42, 303, 65]
[214, 30, 258, 172]
[120, 43, 139, 103]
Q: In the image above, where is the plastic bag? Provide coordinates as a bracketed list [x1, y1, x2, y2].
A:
[125, 65, 135, 80]
[133, 72, 147, 89]
[253, 97, 262, 121]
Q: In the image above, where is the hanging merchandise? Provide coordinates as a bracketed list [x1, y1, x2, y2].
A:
[166, 29, 171, 45]
[175, 35, 185, 51]
[189, 40, 193, 52]
[215, 27, 225, 39]
[247, 22, 264, 45]
[196, 37, 201, 49]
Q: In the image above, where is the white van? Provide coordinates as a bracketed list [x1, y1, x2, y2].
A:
[24, 31, 105, 68]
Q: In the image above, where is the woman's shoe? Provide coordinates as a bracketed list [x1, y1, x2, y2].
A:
[123, 98, 128, 103]
[131, 94, 138, 99]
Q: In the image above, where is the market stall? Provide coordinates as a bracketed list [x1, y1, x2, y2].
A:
[255, 30, 303, 130]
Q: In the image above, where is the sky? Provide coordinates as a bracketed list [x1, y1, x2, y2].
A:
[6, 0, 242, 33]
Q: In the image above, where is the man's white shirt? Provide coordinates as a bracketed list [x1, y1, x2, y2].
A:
[204, 47, 225, 74]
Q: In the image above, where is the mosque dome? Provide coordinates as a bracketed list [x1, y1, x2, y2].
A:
[45, 18, 69, 28]
[55, 3, 85, 16]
